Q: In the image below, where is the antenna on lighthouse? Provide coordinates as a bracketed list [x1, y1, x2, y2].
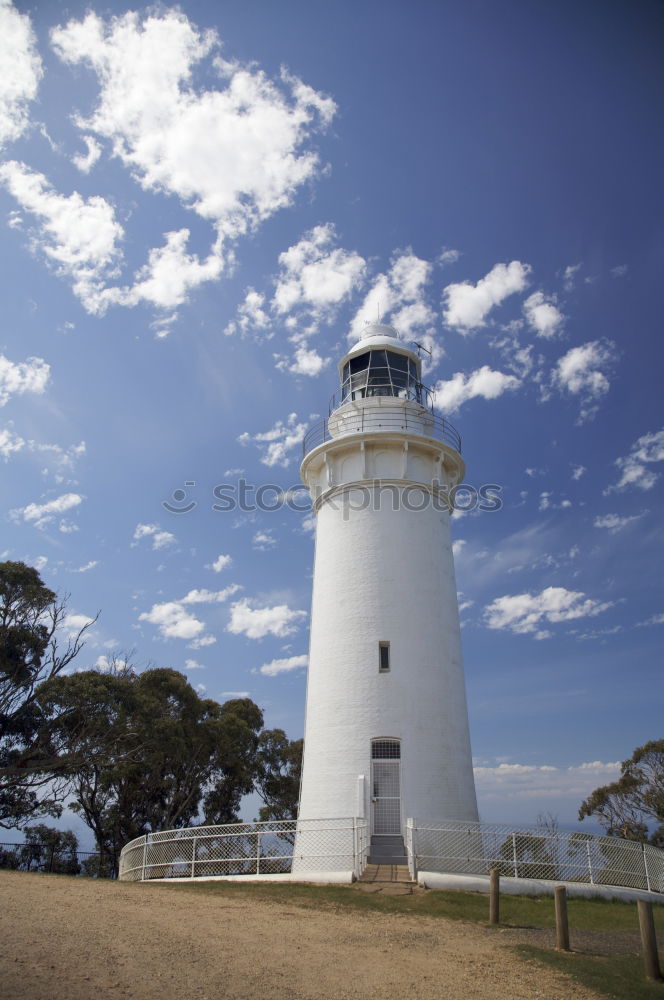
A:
[414, 341, 432, 359]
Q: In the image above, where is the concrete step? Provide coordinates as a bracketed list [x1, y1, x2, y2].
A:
[368, 834, 407, 866]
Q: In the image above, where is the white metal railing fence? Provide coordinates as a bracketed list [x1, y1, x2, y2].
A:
[406, 819, 664, 893]
[119, 818, 369, 882]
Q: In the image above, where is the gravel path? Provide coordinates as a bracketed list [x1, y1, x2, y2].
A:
[1, 871, 605, 1000]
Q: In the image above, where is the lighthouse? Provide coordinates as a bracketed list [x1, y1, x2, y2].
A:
[295, 322, 478, 871]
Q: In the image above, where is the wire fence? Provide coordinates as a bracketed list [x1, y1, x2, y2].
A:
[405, 819, 664, 893]
[119, 818, 369, 882]
[0, 841, 109, 878]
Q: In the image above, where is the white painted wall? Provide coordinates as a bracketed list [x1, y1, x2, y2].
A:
[295, 396, 478, 863]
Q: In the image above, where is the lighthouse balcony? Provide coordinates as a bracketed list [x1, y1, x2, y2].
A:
[302, 399, 461, 458]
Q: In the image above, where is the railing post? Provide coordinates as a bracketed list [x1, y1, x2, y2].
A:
[191, 836, 196, 878]
[586, 841, 594, 884]
[141, 834, 148, 881]
[643, 843, 652, 893]
[512, 833, 519, 878]
[256, 831, 260, 875]
[555, 886, 570, 951]
[638, 899, 662, 981]
[489, 867, 500, 925]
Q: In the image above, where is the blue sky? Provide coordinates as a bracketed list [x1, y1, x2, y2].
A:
[1, 0, 663, 842]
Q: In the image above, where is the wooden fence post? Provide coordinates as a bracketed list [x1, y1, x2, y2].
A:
[489, 867, 500, 925]
[637, 899, 662, 982]
[555, 886, 570, 952]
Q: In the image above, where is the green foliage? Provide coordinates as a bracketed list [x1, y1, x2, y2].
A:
[0, 824, 81, 874]
[579, 739, 664, 845]
[515, 946, 664, 1000]
[0, 561, 96, 829]
[38, 668, 265, 875]
[253, 729, 302, 821]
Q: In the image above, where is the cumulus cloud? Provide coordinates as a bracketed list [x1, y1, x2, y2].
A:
[258, 654, 308, 676]
[0, 353, 50, 406]
[51, 9, 334, 236]
[238, 412, 307, 467]
[225, 288, 272, 338]
[132, 523, 176, 550]
[252, 530, 276, 551]
[11, 492, 83, 530]
[605, 429, 664, 494]
[484, 586, 613, 637]
[226, 598, 306, 639]
[139, 584, 239, 643]
[0, 162, 125, 314]
[550, 339, 617, 422]
[474, 759, 621, 802]
[72, 135, 102, 173]
[442, 260, 531, 332]
[432, 366, 520, 413]
[523, 291, 564, 339]
[273, 224, 366, 319]
[0, 0, 42, 148]
[593, 511, 647, 533]
[0, 426, 25, 459]
[207, 553, 232, 573]
[348, 251, 442, 366]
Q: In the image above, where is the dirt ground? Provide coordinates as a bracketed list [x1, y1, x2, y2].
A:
[0, 870, 606, 1000]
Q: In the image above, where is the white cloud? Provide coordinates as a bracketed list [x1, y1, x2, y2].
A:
[225, 288, 272, 338]
[562, 263, 582, 291]
[0, 0, 42, 148]
[0, 426, 25, 458]
[593, 511, 647, 533]
[0, 353, 50, 406]
[139, 601, 204, 641]
[484, 586, 613, 636]
[208, 553, 232, 573]
[605, 429, 664, 494]
[180, 585, 241, 604]
[637, 613, 664, 627]
[61, 613, 96, 638]
[0, 161, 125, 314]
[348, 251, 442, 365]
[75, 560, 98, 573]
[273, 224, 366, 318]
[72, 135, 102, 173]
[442, 260, 531, 332]
[571, 465, 586, 481]
[33, 555, 48, 572]
[551, 339, 617, 422]
[276, 345, 329, 378]
[139, 584, 239, 642]
[51, 9, 335, 238]
[432, 366, 520, 413]
[238, 412, 307, 467]
[184, 658, 205, 670]
[439, 248, 461, 266]
[474, 759, 621, 802]
[258, 654, 308, 676]
[226, 598, 306, 639]
[221, 690, 250, 698]
[132, 522, 176, 550]
[11, 491, 83, 530]
[523, 291, 564, 339]
[252, 530, 276, 551]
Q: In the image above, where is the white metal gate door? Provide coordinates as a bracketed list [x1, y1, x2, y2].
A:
[371, 740, 401, 835]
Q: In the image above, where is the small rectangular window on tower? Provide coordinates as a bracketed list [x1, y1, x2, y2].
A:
[379, 641, 390, 673]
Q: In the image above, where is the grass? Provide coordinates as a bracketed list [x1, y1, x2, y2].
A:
[148, 876, 664, 934]
[516, 945, 664, 1000]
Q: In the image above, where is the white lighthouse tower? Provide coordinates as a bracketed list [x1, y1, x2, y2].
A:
[294, 323, 478, 872]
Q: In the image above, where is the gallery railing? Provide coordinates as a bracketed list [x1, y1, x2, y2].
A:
[405, 819, 664, 893]
[303, 408, 461, 458]
[119, 818, 369, 882]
